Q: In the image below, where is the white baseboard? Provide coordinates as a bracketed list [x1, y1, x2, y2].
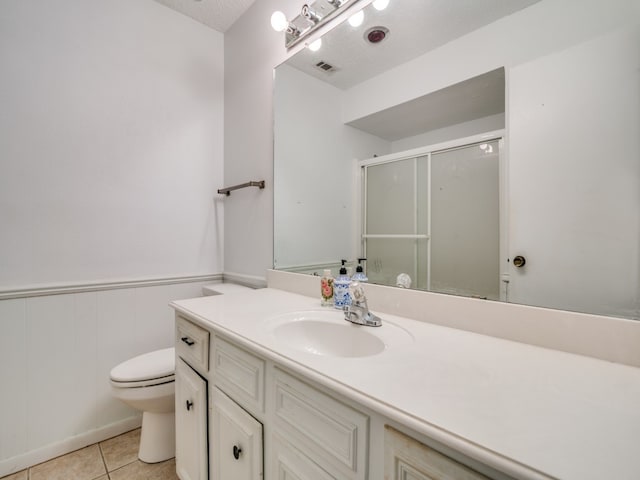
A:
[0, 415, 142, 477]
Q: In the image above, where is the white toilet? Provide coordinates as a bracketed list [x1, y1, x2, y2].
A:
[110, 347, 176, 463]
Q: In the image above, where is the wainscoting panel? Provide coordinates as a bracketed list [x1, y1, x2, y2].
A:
[0, 277, 216, 477]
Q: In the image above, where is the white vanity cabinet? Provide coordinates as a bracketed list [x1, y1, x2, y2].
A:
[170, 286, 640, 480]
[210, 332, 369, 480]
[175, 312, 505, 480]
[175, 316, 210, 480]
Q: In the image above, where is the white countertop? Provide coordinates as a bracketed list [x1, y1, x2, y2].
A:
[171, 288, 640, 480]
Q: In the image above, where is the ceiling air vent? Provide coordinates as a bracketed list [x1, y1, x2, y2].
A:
[315, 61, 336, 73]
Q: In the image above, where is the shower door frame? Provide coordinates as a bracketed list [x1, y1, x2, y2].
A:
[356, 130, 507, 299]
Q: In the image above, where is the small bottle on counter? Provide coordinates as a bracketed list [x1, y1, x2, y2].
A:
[352, 258, 368, 283]
[334, 260, 352, 309]
[320, 269, 334, 307]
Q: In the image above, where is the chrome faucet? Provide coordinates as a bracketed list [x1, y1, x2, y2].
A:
[344, 282, 382, 327]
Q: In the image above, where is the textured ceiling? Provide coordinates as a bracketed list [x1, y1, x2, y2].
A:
[153, 0, 258, 32]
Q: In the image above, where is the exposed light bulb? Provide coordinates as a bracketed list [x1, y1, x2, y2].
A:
[348, 10, 364, 27]
[308, 38, 322, 51]
[270, 11, 288, 32]
[372, 0, 390, 11]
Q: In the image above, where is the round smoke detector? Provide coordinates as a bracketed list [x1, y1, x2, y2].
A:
[364, 26, 389, 44]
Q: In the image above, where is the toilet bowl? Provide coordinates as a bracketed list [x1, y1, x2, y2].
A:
[110, 347, 176, 463]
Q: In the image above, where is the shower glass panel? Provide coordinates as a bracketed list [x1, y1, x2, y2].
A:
[365, 237, 429, 289]
[430, 141, 500, 300]
[362, 139, 500, 298]
[364, 156, 429, 289]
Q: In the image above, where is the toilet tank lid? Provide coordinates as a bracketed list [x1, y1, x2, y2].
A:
[202, 283, 254, 296]
[110, 347, 175, 383]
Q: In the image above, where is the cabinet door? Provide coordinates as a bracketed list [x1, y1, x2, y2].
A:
[384, 426, 489, 480]
[210, 387, 263, 480]
[175, 358, 208, 480]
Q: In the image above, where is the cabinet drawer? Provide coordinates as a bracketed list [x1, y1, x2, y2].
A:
[384, 426, 490, 480]
[213, 335, 265, 414]
[176, 316, 210, 373]
[273, 368, 368, 480]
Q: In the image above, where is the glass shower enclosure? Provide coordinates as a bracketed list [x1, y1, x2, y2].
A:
[361, 138, 502, 300]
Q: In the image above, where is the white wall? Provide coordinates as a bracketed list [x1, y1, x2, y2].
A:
[0, 0, 225, 288]
[223, 0, 299, 281]
[273, 65, 389, 268]
[0, 0, 224, 473]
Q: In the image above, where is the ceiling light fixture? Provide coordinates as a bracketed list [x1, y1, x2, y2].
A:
[270, 11, 288, 32]
[301, 4, 322, 24]
[308, 38, 322, 51]
[348, 9, 364, 27]
[372, 0, 390, 11]
[271, 0, 360, 49]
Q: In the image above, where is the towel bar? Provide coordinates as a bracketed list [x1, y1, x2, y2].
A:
[217, 180, 265, 196]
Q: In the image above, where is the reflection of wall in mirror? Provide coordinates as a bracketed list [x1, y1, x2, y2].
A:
[345, 0, 640, 318]
[274, 64, 389, 269]
[508, 25, 640, 318]
[274, 0, 640, 319]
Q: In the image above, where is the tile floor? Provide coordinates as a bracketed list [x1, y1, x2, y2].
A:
[1, 429, 178, 480]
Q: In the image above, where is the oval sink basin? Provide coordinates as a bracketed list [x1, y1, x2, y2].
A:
[265, 310, 413, 358]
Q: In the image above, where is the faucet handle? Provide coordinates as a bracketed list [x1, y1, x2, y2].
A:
[349, 281, 366, 304]
[345, 281, 382, 327]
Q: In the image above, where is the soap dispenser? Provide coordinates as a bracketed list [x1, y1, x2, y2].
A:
[352, 258, 368, 283]
[334, 260, 352, 309]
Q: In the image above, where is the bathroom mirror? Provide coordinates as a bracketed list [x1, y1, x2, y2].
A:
[273, 0, 640, 320]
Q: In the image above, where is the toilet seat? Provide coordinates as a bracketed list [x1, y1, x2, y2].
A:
[110, 347, 175, 388]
